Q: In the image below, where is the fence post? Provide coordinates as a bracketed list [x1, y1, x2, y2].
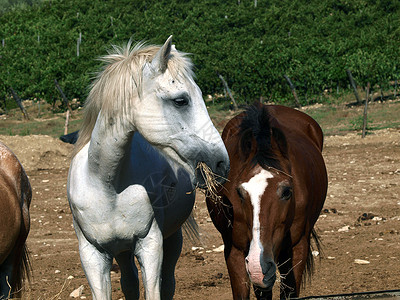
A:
[2, 98, 7, 114]
[54, 79, 71, 112]
[284, 75, 301, 108]
[9, 87, 30, 120]
[110, 17, 117, 37]
[218, 74, 238, 110]
[346, 69, 361, 104]
[64, 109, 70, 135]
[362, 82, 370, 138]
[77, 32, 81, 57]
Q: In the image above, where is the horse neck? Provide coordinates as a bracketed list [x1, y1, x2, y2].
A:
[87, 113, 135, 186]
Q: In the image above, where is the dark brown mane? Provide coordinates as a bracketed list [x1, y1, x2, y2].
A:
[239, 103, 284, 171]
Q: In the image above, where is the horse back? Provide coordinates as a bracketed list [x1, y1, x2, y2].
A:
[221, 113, 246, 142]
[267, 105, 324, 151]
[0, 144, 25, 236]
[267, 106, 327, 231]
[265, 105, 326, 182]
[0, 142, 31, 211]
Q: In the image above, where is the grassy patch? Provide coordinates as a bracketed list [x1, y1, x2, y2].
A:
[0, 97, 399, 138]
[0, 101, 83, 138]
[0, 117, 83, 138]
[303, 100, 400, 135]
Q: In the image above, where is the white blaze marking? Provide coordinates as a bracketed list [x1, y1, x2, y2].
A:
[241, 168, 273, 284]
[242, 168, 273, 244]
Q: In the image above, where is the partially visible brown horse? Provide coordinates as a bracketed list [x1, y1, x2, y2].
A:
[207, 103, 327, 299]
[0, 142, 31, 299]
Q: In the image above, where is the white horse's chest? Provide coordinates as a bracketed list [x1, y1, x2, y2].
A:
[68, 154, 155, 251]
[68, 139, 194, 252]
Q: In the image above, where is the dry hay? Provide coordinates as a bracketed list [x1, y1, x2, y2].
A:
[195, 162, 227, 205]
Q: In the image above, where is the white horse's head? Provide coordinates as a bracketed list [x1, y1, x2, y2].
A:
[131, 36, 229, 187]
[75, 36, 229, 187]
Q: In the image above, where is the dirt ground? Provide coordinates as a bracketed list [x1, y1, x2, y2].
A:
[1, 125, 399, 299]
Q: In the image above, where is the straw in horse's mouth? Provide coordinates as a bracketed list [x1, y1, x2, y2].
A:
[194, 162, 227, 204]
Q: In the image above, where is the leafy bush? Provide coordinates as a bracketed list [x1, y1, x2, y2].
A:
[0, 0, 399, 107]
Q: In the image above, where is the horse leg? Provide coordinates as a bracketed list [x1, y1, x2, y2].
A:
[277, 242, 297, 299]
[161, 228, 183, 300]
[225, 244, 251, 300]
[115, 251, 139, 300]
[291, 235, 310, 295]
[278, 235, 309, 299]
[74, 222, 113, 300]
[0, 253, 14, 299]
[135, 219, 163, 300]
[253, 286, 272, 300]
[0, 241, 28, 299]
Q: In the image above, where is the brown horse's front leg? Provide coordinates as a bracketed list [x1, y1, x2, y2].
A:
[254, 286, 272, 300]
[278, 234, 309, 299]
[278, 254, 297, 298]
[225, 245, 251, 300]
[277, 234, 297, 299]
[291, 235, 310, 294]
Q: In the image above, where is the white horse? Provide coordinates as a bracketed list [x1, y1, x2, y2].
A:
[67, 36, 229, 300]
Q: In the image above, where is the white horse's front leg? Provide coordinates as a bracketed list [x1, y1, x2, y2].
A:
[135, 220, 163, 300]
[74, 221, 113, 300]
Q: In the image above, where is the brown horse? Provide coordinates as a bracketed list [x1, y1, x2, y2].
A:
[0, 142, 31, 299]
[206, 103, 327, 299]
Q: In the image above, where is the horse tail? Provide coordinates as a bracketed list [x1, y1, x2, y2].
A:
[182, 212, 201, 246]
[303, 228, 322, 288]
[12, 244, 32, 298]
[12, 168, 32, 297]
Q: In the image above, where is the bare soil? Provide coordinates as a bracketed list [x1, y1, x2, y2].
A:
[1, 125, 399, 299]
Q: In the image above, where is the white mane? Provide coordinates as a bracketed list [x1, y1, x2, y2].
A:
[73, 40, 194, 156]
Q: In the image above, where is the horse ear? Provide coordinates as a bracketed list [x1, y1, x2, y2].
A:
[150, 35, 173, 74]
[271, 127, 288, 158]
[239, 129, 257, 161]
[268, 116, 288, 158]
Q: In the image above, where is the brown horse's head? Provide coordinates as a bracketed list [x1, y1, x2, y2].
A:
[237, 165, 294, 290]
[230, 104, 295, 291]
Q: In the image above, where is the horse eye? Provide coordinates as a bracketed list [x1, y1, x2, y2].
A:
[281, 187, 292, 200]
[172, 97, 189, 107]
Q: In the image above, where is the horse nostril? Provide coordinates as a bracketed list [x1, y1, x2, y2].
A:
[216, 160, 229, 177]
[262, 261, 276, 278]
[266, 262, 273, 271]
[245, 257, 249, 264]
[216, 160, 225, 170]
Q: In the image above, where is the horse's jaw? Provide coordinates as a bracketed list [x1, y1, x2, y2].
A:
[157, 145, 196, 185]
[159, 143, 229, 189]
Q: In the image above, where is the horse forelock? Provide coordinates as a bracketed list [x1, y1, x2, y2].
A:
[73, 40, 194, 157]
[239, 103, 282, 171]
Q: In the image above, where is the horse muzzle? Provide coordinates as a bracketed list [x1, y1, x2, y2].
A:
[194, 145, 230, 189]
[196, 158, 229, 183]
[245, 255, 277, 291]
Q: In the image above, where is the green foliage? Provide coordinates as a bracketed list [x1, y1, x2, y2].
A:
[0, 0, 41, 14]
[0, 0, 399, 106]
